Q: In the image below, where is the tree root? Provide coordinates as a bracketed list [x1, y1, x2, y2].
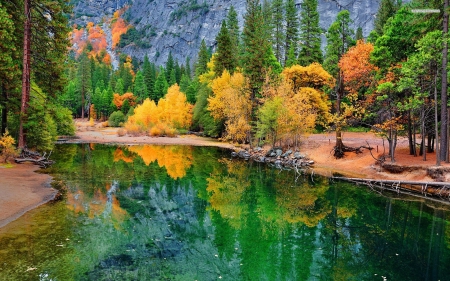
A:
[332, 145, 373, 159]
[15, 148, 54, 167]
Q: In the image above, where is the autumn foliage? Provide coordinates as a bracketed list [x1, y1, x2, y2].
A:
[125, 145, 193, 179]
[124, 84, 192, 136]
[111, 17, 129, 48]
[113, 92, 136, 110]
[338, 40, 378, 95]
[208, 70, 251, 143]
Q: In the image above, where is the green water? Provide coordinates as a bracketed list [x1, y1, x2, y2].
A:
[1, 144, 450, 281]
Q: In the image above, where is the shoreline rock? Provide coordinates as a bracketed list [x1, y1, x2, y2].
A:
[231, 147, 314, 169]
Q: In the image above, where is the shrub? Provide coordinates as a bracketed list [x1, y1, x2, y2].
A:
[108, 111, 125, 127]
[0, 131, 18, 163]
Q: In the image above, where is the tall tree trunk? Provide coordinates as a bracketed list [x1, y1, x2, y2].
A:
[435, 74, 440, 166]
[440, 0, 449, 162]
[18, 0, 31, 149]
[334, 72, 344, 158]
[1, 84, 7, 135]
[408, 110, 415, 155]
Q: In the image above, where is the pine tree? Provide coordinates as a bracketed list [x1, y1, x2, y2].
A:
[174, 60, 181, 84]
[0, 3, 20, 134]
[284, 0, 299, 66]
[324, 10, 354, 77]
[356, 27, 364, 40]
[195, 39, 210, 76]
[298, 0, 322, 65]
[153, 68, 169, 102]
[374, 0, 401, 36]
[77, 51, 92, 119]
[242, 0, 274, 97]
[134, 70, 148, 102]
[185, 56, 192, 79]
[143, 55, 155, 98]
[227, 6, 240, 50]
[169, 68, 176, 86]
[166, 51, 174, 82]
[271, 0, 285, 63]
[214, 20, 236, 76]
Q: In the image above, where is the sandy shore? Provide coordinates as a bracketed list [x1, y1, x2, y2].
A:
[0, 163, 57, 228]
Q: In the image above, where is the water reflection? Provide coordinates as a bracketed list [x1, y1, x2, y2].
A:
[0, 144, 449, 280]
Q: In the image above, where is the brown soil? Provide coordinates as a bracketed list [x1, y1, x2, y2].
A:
[2, 120, 447, 228]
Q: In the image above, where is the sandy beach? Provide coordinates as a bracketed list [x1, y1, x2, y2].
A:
[0, 163, 57, 228]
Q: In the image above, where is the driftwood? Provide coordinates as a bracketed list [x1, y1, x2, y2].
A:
[14, 148, 54, 167]
[333, 176, 450, 203]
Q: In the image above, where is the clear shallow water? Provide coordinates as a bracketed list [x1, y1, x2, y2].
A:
[0, 144, 450, 280]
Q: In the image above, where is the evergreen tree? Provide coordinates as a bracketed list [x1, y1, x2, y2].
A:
[298, 0, 323, 65]
[374, 0, 402, 36]
[153, 68, 169, 102]
[143, 55, 155, 98]
[0, 3, 20, 134]
[77, 51, 92, 119]
[169, 68, 177, 86]
[242, 0, 275, 97]
[227, 6, 240, 51]
[174, 60, 181, 84]
[166, 51, 174, 82]
[185, 56, 192, 79]
[134, 70, 148, 102]
[284, 0, 299, 65]
[356, 27, 364, 40]
[271, 0, 285, 63]
[214, 20, 237, 76]
[115, 78, 125, 95]
[324, 10, 354, 77]
[195, 39, 210, 76]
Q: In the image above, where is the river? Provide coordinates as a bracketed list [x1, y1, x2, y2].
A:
[0, 144, 449, 280]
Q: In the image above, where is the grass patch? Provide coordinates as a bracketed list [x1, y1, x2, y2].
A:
[0, 163, 15, 168]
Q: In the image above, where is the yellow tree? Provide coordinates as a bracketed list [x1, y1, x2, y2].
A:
[208, 70, 252, 143]
[256, 64, 332, 148]
[125, 98, 159, 135]
[158, 84, 193, 129]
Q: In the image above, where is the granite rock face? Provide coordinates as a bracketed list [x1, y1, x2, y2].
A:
[70, 0, 396, 66]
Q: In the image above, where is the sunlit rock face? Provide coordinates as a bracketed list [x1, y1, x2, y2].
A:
[70, 0, 405, 65]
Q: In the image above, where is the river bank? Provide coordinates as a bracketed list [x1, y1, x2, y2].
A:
[2, 120, 449, 228]
[0, 164, 57, 228]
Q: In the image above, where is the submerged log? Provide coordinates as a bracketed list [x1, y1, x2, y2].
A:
[333, 176, 450, 203]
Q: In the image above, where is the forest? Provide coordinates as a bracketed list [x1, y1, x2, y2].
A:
[1, 0, 450, 165]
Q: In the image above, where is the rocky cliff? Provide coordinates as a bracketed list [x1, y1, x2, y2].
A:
[70, 0, 384, 66]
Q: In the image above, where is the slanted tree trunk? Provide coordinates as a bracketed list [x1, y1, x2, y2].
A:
[440, 0, 449, 162]
[18, 0, 31, 149]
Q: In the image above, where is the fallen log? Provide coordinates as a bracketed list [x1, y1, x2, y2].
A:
[332, 176, 450, 203]
[14, 148, 54, 167]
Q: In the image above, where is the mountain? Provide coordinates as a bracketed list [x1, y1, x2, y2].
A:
[70, 0, 384, 66]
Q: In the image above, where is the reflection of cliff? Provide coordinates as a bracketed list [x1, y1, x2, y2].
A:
[126, 145, 193, 180]
[67, 182, 128, 224]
